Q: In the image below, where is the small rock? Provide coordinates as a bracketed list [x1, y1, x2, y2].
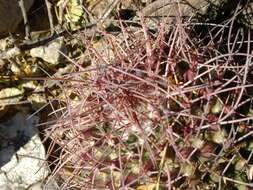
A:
[30, 41, 67, 65]
[21, 81, 38, 90]
[0, 88, 24, 106]
[0, 36, 18, 51]
[26, 85, 47, 109]
[0, 0, 34, 35]
[27, 94, 47, 109]
[0, 47, 21, 59]
[0, 112, 50, 190]
[10, 63, 22, 75]
[0, 38, 8, 50]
